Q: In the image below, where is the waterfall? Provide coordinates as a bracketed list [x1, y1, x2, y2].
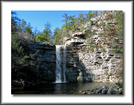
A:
[63, 45, 66, 82]
[55, 45, 66, 83]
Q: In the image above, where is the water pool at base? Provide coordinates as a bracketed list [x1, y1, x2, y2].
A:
[12, 82, 116, 94]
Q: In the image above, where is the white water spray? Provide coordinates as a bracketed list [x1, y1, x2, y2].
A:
[55, 45, 66, 83]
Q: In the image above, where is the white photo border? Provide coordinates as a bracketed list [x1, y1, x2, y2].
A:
[1, 1, 133, 104]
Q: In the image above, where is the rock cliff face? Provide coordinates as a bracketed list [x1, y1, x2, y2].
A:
[65, 37, 123, 83]
[64, 12, 123, 83]
[19, 37, 122, 83]
[29, 42, 56, 82]
[12, 42, 56, 88]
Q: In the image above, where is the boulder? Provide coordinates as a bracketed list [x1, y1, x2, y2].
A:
[102, 88, 108, 94]
[12, 80, 24, 87]
[64, 37, 72, 42]
[91, 25, 98, 31]
[96, 88, 103, 94]
[107, 88, 119, 94]
[101, 86, 109, 94]
[86, 78, 92, 82]
[119, 88, 123, 94]
[72, 32, 80, 37]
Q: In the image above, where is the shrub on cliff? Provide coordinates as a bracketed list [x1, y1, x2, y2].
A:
[84, 11, 123, 54]
[11, 33, 38, 77]
[97, 11, 123, 53]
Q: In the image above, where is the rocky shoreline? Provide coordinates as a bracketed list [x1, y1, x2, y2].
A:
[79, 85, 123, 95]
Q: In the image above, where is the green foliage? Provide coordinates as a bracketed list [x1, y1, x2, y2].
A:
[114, 11, 123, 38]
[84, 29, 94, 45]
[65, 34, 70, 37]
[11, 34, 24, 56]
[35, 33, 48, 42]
[53, 11, 100, 45]
[21, 19, 26, 31]
[53, 27, 62, 45]
[11, 11, 41, 79]
[80, 26, 85, 31]
[99, 21, 105, 26]
[71, 18, 78, 31]
[115, 82, 123, 88]
[11, 32, 39, 77]
[95, 22, 99, 27]
[113, 47, 123, 53]
[98, 31, 104, 36]
[85, 11, 95, 22]
[16, 19, 34, 37]
[35, 22, 51, 43]
[90, 44, 95, 51]
[97, 11, 123, 53]
[99, 11, 123, 38]
[68, 15, 75, 27]
[11, 34, 27, 71]
[78, 13, 85, 25]
[62, 13, 69, 31]
[11, 11, 20, 33]
[101, 47, 106, 52]
[25, 22, 33, 35]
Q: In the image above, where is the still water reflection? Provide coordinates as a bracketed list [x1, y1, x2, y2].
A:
[12, 82, 116, 94]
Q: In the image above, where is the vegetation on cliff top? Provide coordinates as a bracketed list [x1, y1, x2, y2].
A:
[53, 11, 123, 53]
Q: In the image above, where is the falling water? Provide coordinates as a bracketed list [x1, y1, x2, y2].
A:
[55, 45, 66, 83]
[55, 45, 62, 83]
[63, 45, 66, 82]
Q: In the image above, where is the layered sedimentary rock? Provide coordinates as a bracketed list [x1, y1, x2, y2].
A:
[65, 36, 123, 83]
[64, 12, 123, 83]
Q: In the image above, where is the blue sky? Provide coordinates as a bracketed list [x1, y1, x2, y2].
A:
[14, 10, 99, 35]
